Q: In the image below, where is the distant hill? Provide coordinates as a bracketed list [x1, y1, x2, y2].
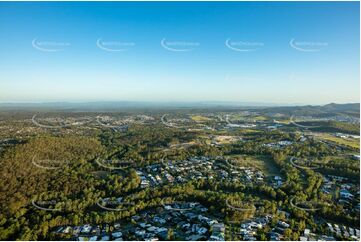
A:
[259, 103, 360, 117]
[0, 102, 359, 114]
[322, 103, 359, 112]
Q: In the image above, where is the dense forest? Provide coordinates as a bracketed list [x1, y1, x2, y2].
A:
[0, 107, 359, 240]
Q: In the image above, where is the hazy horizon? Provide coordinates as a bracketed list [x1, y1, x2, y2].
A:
[0, 100, 359, 108]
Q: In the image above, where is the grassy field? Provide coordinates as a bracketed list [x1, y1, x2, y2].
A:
[228, 154, 281, 176]
[252, 115, 269, 121]
[276, 119, 291, 124]
[317, 133, 360, 149]
[190, 115, 212, 122]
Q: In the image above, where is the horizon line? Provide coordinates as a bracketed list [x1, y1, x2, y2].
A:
[0, 100, 359, 107]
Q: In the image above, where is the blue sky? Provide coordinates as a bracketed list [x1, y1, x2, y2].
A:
[0, 1, 359, 105]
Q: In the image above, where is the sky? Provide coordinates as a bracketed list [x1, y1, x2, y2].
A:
[0, 1, 359, 105]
